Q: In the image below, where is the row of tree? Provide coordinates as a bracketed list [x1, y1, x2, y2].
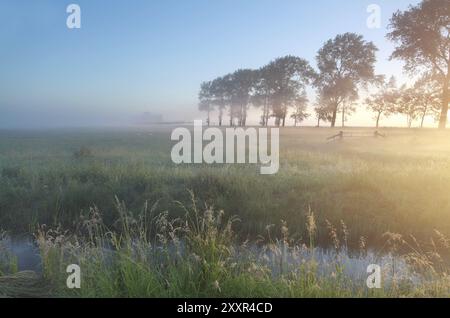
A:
[199, 56, 315, 127]
[366, 76, 441, 128]
[198, 0, 449, 129]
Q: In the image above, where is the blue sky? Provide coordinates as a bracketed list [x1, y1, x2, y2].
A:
[0, 0, 420, 128]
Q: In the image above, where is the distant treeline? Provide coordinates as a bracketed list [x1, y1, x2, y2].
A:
[198, 0, 449, 129]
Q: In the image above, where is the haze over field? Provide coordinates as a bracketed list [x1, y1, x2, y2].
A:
[1, 0, 450, 299]
[0, 0, 433, 129]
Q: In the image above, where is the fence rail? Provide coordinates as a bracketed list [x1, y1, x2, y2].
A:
[327, 131, 386, 141]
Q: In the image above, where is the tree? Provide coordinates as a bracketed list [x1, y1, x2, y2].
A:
[209, 76, 230, 126]
[263, 56, 316, 127]
[198, 81, 214, 126]
[396, 85, 421, 128]
[314, 93, 334, 127]
[365, 76, 398, 128]
[315, 33, 378, 127]
[252, 66, 276, 126]
[387, 0, 450, 129]
[340, 101, 356, 128]
[413, 75, 442, 127]
[339, 94, 357, 128]
[290, 91, 310, 126]
[229, 69, 256, 127]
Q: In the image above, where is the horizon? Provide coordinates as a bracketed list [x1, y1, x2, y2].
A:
[1, 0, 438, 129]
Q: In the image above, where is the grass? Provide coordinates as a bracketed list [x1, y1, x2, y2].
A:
[24, 194, 450, 297]
[0, 232, 18, 276]
[1, 126, 450, 297]
[1, 127, 450, 246]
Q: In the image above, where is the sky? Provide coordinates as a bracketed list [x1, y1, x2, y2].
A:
[0, 0, 424, 128]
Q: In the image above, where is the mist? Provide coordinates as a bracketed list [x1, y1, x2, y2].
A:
[0, 103, 203, 129]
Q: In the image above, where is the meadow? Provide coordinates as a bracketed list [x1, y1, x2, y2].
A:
[1, 126, 450, 297]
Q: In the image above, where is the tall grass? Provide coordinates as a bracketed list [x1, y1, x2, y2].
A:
[2, 128, 450, 250]
[0, 231, 18, 275]
[29, 194, 450, 298]
[1, 155, 449, 249]
[1, 128, 450, 297]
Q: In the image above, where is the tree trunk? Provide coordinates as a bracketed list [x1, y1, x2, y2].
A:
[438, 76, 449, 129]
[317, 117, 320, 127]
[263, 95, 270, 127]
[242, 104, 248, 127]
[218, 108, 223, 127]
[261, 103, 267, 126]
[420, 107, 427, 128]
[376, 112, 381, 129]
[341, 107, 345, 128]
[331, 109, 337, 128]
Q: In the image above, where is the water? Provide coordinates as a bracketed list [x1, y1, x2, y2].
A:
[238, 244, 421, 286]
[0, 238, 422, 287]
[1, 238, 41, 272]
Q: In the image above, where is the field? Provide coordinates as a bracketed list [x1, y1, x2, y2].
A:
[1, 126, 450, 297]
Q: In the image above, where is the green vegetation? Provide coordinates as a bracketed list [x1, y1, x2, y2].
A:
[28, 194, 450, 297]
[1, 127, 450, 297]
[1, 128, 450, 245]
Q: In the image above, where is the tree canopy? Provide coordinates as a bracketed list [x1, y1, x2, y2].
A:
[315, 33, 378, 127]
[387, 0, 450, 128]
[197, 2, 450, 130]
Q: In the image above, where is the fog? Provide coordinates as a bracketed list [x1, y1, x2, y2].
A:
[0, 104, 202, 129]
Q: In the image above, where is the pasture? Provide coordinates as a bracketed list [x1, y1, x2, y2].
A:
[1, 127, 449, 245]
[1, 126, 450, 297]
